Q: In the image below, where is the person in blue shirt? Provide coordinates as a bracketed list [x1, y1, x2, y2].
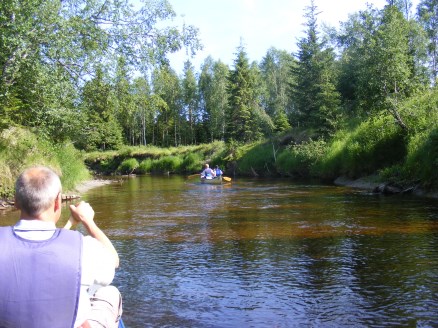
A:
[215, 165, 223, 177]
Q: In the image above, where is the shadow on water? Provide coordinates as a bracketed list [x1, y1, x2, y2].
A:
[1, 175, 438, 327]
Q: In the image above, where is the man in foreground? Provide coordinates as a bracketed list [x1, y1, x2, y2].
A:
[0, 166, 122, 328]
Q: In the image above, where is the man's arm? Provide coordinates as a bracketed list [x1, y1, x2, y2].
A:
[66, 201, 120, 268]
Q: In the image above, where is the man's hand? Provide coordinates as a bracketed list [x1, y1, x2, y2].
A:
[69, 201, 95, 227]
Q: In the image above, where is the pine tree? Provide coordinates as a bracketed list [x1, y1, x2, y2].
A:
[226, 44, 259, 142]
[292, 0, 341, 136]
[81, 68, 123, 151]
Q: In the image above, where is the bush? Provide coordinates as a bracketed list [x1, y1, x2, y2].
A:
[237, 142, 277, 176]
[150, 156, 183, 173]
[117, 158, 139, 174]
[276, 139, 327, 177]
[137, 158, 153, 174]
[181, 153, 203, 173]
[313, 136, 346, 179]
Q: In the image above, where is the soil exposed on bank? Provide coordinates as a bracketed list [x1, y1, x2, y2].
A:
[72, 179, 114, 194]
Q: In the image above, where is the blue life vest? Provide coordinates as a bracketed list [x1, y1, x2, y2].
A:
[0, 226, 82, 328]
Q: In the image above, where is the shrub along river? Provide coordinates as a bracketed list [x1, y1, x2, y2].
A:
[1, 175, 438, 327]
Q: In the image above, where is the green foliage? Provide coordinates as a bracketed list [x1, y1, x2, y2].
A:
[137, 159, 153, 174]
[260, 47, 294, 132]
[84, 141, 228, 176]
[0, 0, 201, 147]
[292, 0, 341, 136]
[118, 158, 140, 175]
[0, 160, 14, 199]
[0, 127, 59, 175]
[236, 142, 277, 176]
[404, 128, 438, 187]
[199, 57, 230, 142]
[227, 45, 263, 142]
[181, 153, 204, 173]
[316, 115, 407, 179]
[54, 143, 90, 192]
[276, 140, 327, 177]
[151, 156, 183, 173]
[152, 65, 182, 147]
[417, 0, 438, 82]
[402, 88, 438, 133]
[0, 127, 88, 198]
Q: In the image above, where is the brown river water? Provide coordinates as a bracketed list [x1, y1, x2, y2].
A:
[1, 175, 438, 327]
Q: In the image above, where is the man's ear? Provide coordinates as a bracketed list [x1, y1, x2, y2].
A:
[54, 193, 62, 212]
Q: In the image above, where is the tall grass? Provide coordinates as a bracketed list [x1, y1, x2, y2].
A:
[117, 158, 139, 175]
[54, 143, 90, 191]
[0, 127, 89, 198]
[150, 156, 183, 173]
[84, 141, 228, 175]
[181, 152, 204, 173]
[236, 141, 277, 176]
[403, 127, 438, 187]
[315, 114, 407, 179]
[276, 139, 327, 177]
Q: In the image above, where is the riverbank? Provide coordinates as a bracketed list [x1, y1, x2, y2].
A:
[72, 179, 115, 194]
[334, 176, 380, 191]
[334, 176, 438, 199]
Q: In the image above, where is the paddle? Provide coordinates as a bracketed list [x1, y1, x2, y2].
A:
[222, 176, 232, 182]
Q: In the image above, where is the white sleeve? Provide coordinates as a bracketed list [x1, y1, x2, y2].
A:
[81, 236, 116, 290]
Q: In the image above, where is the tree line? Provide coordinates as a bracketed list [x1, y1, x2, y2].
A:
[1, 0, 437, 152]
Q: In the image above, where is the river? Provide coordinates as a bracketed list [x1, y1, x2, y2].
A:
[1, 175, 437, 327]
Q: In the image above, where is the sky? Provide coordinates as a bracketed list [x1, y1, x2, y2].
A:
[164, 0, 420, 74]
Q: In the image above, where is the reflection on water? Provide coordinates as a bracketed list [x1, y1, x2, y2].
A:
[1, 176, 438, 327]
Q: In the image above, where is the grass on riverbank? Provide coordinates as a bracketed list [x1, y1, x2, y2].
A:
[0, 127, 89, 199]
[272, 89, 438, 190]
[84, 141, 228, 175]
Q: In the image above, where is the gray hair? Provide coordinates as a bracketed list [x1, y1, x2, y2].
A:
[15, 166, 62, 217]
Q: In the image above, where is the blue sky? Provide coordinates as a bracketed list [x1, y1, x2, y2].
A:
[165, 0, 420, 74]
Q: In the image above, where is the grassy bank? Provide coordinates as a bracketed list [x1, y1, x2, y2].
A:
[84, 141, 228, 175]
[272, 89, 438, 191]
[0, 127, 89, 199]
